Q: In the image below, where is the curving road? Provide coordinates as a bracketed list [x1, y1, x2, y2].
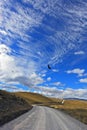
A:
[0, 106, 87, 130]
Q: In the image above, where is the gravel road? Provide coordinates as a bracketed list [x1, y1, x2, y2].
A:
[0, 106, 87, 130]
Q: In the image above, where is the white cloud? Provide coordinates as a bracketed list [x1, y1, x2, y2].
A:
[0, 0, 87, 96]
[0, 0, 87, 66]
[61, 88, 87, 99]
[0, 44, 44, 89]
[33, 86, 60, 97]
[52, 69, 59, 72]
[33, 86, 87, 99]
[52, 82, 65, 86]
[41, 73, 46, 77]
[0, 44, 11, 54]
[0, 44, 18, 80]
[29, 72, 44, 85]
[0, 29, 7, 35]
[66, 68, 85, 77]
[0, 81, 21, 92]
[47, 77, 51, 81]
[0, 0, 44, 43]
[79, 78, 87, 83]
[0, 84, 25, 92]
[74, 51, 85, 55]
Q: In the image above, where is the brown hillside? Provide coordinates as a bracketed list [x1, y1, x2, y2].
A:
[14, 92, 53, 105]
[0, 90, 32, 126]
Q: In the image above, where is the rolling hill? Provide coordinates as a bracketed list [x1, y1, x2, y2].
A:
[14, 92, 54, 105]
[0, 90, 87, 125]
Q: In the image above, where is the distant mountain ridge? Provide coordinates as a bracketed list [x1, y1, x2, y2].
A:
[64, 97, 87, 101]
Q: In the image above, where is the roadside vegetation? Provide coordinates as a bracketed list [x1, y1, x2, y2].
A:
[49, 99, 87, 125]
[0, 90, 32, 126]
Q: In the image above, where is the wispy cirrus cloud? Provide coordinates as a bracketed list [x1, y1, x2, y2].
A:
[52, 82, 65, 87]
[74, 51, 85, 55]
[0, 29, 7, 35]
[0, 0, 87, 98]
[0, 0, 87, 66]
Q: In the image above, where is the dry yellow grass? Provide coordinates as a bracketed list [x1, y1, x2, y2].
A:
[49, 100, 87, 124]
[14, 92, 53, 105]
[50, 100, 87, 109]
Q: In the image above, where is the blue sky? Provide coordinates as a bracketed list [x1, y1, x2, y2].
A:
[0, 0, 87, 99]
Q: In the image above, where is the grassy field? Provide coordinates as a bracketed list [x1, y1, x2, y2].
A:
[49, 100, 87, 124]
